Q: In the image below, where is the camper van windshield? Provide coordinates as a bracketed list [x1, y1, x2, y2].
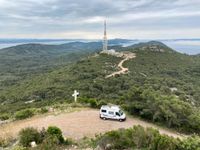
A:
[119, 110, 123, 116]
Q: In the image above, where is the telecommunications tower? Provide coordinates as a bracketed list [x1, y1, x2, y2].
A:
[103, 20, 108, 51]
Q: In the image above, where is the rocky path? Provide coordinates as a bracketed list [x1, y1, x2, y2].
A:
[106, 52, 136, 78]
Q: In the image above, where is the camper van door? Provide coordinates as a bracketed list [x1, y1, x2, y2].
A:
[115, 111, 121, 119]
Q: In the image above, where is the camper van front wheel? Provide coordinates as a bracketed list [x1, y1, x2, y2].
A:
[103, 117, 106, 120]
[119, 119, 122, 122]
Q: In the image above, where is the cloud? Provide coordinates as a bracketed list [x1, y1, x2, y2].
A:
[0, 0, 199, 39]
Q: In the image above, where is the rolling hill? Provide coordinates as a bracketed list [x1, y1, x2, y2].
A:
[0, 42, 103, 90]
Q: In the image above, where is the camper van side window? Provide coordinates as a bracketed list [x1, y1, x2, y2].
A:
[108, 111, 114, 115]
[101, 109, 106, 113]
[116, 112, 120, 116]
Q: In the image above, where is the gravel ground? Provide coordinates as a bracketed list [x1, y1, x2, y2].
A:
[0, 109, 186, 140]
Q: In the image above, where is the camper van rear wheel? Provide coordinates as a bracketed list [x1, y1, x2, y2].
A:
[119, 119, 122, 122]
[103, 117, 106, 120]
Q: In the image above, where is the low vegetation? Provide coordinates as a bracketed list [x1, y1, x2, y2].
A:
[3, 125, 197, 150]
[15, 109, 35, 120]
[0, 113, 10, 121]
[78, 97, 107, 108]
[92, 125, 200, 150]
[19, 127, 43, 147]
[121, 87, 200, 134]
[46, 126, 65, 144]
[18, 126, 72, 149]
[0, 42, 102, 92]
[0, 102, 89, 123]
[0, 136, 15, 148]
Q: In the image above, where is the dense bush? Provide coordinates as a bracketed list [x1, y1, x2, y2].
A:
[95, 126, 172, 150]
[47, 126, 64, 144]
[97, 100, 107, 108]
[122, 87, 200, 133]
[18, 126, 71, 149]
[78, 97, 89, 104]
[78, 97, 107, 108]
[15, 109, 34, 120]
[11, 145, 28, 150]
[0, 136, 15, 148]
[178, 136, 200, 150]
[37, 135, 60, 150]
[94, 125, 200, 150]
[0, 113, 9, 121]
[88, 99, 98, 108]
[0, 138, 7, 148]
[19, 127, 42, 147]
[37, 136, 73, 150]
[39, 107, 48, 114]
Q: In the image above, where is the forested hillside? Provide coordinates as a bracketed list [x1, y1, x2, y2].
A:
[0, 42, 102, 91]
[0, 41, 200, 134]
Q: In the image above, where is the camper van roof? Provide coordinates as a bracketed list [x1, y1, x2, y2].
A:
[101, 105, 120, 110]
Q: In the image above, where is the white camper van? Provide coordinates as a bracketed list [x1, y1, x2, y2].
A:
[99, 105, 126, 121]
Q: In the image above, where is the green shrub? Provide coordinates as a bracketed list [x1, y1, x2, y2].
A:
[0, 136, 15, 148]
[94, 125, 182, 150]
[37, 135, 59, 150]
[122, 87, 200, 133]
[97, 100, 107, 108]
[0, 113, 10, 121]
[64, 138, 73, 145]
[89, 99, 98, 108]
[47, 126, 64, 143]
[18, 126, 70, 149]
[40, 107, 48, 114]
[157, 135, 178, 150]
[78, 97, 89, 103]
[178, 136, 200, 150]
[19, 127, 42, 147]
[11, 145, 28, 150]
[0, 137, 7, 148]
[15, 109, 34, 120]
[78, 97, 99, 108]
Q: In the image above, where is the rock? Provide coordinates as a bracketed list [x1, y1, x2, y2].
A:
[0, 120, 12, 125]
[49, 107, 54, 112]
[105, 144, 112, 150]
[30, 141, 37, 147]
[170, 87, 178, 92]
[94, 145, 102, 150]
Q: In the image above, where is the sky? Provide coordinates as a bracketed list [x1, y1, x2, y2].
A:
[0, 0, 200, 39]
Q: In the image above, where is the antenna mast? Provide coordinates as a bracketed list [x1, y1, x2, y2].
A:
[103, 20, 108, 51]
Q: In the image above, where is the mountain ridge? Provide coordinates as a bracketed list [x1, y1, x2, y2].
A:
[126, 41, 175, 53]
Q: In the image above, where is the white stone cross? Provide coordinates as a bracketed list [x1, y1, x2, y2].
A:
[72, 90, 79, 102]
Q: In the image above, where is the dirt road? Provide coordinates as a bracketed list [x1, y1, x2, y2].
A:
[106, 52, 136, 78]
[0, 109, 186, 140]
